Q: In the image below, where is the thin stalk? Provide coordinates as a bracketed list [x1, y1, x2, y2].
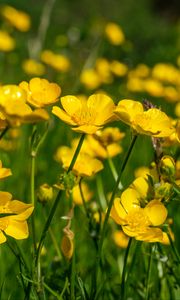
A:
[120, 238, 132, 300]
[43, 282, 62, 300]
[35, 133, 85, 265]
[145, 245, 154, 300]
[79, 179, 89, 217]
[98, 135, 137, 258]
[70, 248, 76, 300]
[0, 126, 9, 140]
[168, 232, 180, 264]
[107, 157, 123, 189]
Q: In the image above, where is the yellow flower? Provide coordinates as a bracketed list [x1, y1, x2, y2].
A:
[112, 230, 129, 248]
[0, 84, 49, 126]
[19, 78, 61, 108]
[0, 191, 34, 243]
[80, 69, 101, 90]
[52, 94, 115, 134]
[143, 79, 164, 97]
[0, 161, 12, 179]
[159, 155, 176, 181]
[1, 5, 31, 32]
[105, 22, 125, 45]
[110, 60, 128, 77]
[22, 59, 45, 76]
[37, 183, 54, 204]
[0, 30, 15, 52]
[111, 187, 168, 242]
[72, 182, 93, 205]
[74, 127, 124, 159]
[41, 50, 70, 72]
[114, 99, 174, 137]
[95, 58, 112, 84]
[55, 146, 103, 177]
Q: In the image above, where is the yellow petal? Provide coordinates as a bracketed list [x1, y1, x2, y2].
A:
[136, 227, 163, 242]
[87, 94, 115, 125]
[130, 176, 150, 199]
[5, 220, 29, 239]
[0, 191, 12, 206]
[52, 106, 77, 125]
[120, 188, 140, 213]
[111, 198, 126, 224]
[134, 109, 174, 137]
[9, 200, 34, 219]
[144, 200, 168, 226]
[61, 95, 82, 116]
[72, 124, 100, 134]
[115, 99, 144, 125]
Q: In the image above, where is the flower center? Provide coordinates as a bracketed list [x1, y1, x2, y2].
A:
[72, 108, 95, 125]
[125, 208, 150, 232]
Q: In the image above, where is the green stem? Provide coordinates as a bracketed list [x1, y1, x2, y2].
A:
[35, 133, 85, 265]
[0, 126, 9, 140]
[70, 249, 76, 300]
[98, 135, 137, 258]
[145, 244, 154, 300]
[79, 179, 89, 217]
[107, 157, 123, 189]
[120, 238, 132, 300]
[168, 232, 180, 264]
[43, 282, 62, 300]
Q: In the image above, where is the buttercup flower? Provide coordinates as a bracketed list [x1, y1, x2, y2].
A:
[52, 94, 115, 134]
[0, 191, 34, 243]
[1, 5, 31, 32]
[111, 186, 168, 242]
[72, 182, 93, 205]
[55, 145, 103, 177]
[19, 78, 61, 108]
[0, 30, 15, 52]
[22, 59, 46, 76]
[105, 22, 125, 45]
[0, 85, 49, 126]
[114, 99, 174, 137]
[72, 127, 124, 159]
[41, 50, 70, 72]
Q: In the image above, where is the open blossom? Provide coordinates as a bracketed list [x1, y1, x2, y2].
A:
[111, 177, 168, 243]
[19, 78, 61, 108]
[0, 85, 49, 126]
[0, 30, 15, 52]
[52, 94, 115, 134]
[0, 191, 34, 244]
[114, 99, 174, 137]
[55, 145, 103, 177]
[1, 5, 31, 32]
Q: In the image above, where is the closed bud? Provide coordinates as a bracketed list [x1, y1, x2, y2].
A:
[159, 155, 175, 182]
[37, 183, 53, 204]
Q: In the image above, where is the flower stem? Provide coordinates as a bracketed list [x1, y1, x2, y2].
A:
[98, 134, 137, 258]
[35, 133, 85, 265]
[120, 238, 132, 300]
[168, 232, 180, 264]
[94, 134, 137, 297]
[107, 157, 123, 189]
[0, 125, 9, 140]
[145, 244, 154, 300]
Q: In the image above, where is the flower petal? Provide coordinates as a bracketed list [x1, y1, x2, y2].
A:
[61, 95, 82, 116]
[144, 200, 168, 226]
[5, 220, 29, 239]
[52, 106, 77, 125]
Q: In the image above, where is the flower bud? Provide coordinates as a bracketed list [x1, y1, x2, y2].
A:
[37, 183, 53, 204]
[159, 155, 175, 182]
